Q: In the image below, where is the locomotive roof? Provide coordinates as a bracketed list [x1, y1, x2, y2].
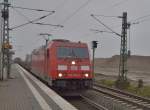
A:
[31, 39, 88, 54]
[51, 39, 86, 45]
[52, 39, 70, 42]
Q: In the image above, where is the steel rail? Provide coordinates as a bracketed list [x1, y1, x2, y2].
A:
[80, 95, 108, 110]
[94, 83, 150, 103]
[93, 84, 150, 110]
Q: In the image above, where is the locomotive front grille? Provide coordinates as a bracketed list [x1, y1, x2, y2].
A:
[70, 66, 78, 70]
[67, 73, 80, 77]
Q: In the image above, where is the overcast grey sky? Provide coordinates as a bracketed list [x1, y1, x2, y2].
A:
[5, 0, 150, 59]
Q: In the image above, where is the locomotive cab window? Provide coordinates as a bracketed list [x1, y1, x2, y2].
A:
[57, 47, 89, 58]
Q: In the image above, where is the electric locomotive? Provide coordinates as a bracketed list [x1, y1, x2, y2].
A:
[30, 39, 93, 90]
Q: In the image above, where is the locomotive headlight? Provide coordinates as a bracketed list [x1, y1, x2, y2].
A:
[58, 73, 63, 77]
[71, 61, 76, 65]
[84, 73, 89, 77]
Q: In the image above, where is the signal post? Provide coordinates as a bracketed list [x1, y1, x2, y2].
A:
[92, 41, 98, 79]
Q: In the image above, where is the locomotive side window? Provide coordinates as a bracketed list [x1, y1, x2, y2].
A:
[57, 47, 89, 58]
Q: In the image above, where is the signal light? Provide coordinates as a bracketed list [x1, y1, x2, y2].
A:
[92, 41, 98, 48]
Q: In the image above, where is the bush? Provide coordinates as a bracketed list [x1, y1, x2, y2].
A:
[115, 79, 130, 89]
[100, 79, 115, 87]
[98, 79, 150, 98]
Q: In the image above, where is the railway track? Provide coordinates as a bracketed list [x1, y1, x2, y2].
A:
[80, 95, 108, 110]
[21, 65, 106, 110]
[21, 65, 150, 109]
[65, 95, 108, 110]
[93, 83, 150, 110]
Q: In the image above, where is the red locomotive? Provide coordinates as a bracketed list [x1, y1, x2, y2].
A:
[30, 39, 93, 90]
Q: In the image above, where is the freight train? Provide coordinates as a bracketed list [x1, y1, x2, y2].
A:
[24, 39, 93, 93]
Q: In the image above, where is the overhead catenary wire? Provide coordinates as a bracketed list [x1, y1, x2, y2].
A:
[36, 0, 69, 32]
[33, 22, 63, 28]
[91, 14, 121, 37]
[102, 0, 131, 13]
[92, 0, 134, 29]
[116, 14, 150, 29]
[90, 29, 120, 40]
[130, 13, 150, 22]
[104, 0, 150, 24]
[10, 0, 69, 28]
[129, 15, 150, 25]
[128, 25, 131, 51]
[137, 18, 150, 24]
[90, 13, 150, 38]
[103, 14, 147, 30]
[10, 12, 55, 30]
[93, 13, 150, 32]
[9, 0, 68, 51]
[11, 7, 63, 28]
[9, 1, 70, 55]
[111, 0, 130, 8]
[91, 14, 123, 30]
[60, 0, 92, 24]
[90, 29, 120, 38]
[92, 14, 121, 18]
[90, 29, 114, 34]
[10, 5, 54, 13]
[11, 7, 31, 22]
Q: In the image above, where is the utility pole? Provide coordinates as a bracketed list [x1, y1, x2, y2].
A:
[1, 0, 11, 80]
[0, 4, 3, 80]
[116, 12, 129, 89]
[92, 41, 98, 79]
[91, 12, 130, 89]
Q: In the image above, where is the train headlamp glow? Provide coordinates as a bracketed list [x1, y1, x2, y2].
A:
[71, 61, 76, 65]
[58, 73, 63, 77]
[84, 73, 89, 77]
